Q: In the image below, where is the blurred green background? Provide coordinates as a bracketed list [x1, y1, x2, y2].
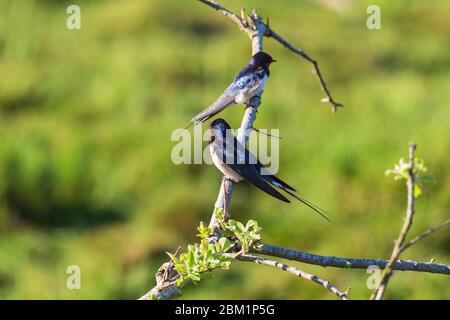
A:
[0, 0, 449, 299]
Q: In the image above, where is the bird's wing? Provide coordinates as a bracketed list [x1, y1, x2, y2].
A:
[191, 73, 260, 125]
[259, 170, 297, 192]
[226, 136, 290, 203]
[230, 72, 259, 91]
[230, 162, 290, 203]
[232, 139, 297, 192]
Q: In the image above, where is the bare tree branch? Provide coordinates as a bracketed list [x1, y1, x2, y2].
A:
[139, 262, 181, 300]
[235, 254, 349, 300]
[139, 281, 180, 300]
[400, 219, 450, 254]
[371, 143, 417, 300]
[253, 243, 450, 275]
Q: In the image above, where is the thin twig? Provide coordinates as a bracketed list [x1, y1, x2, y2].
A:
[371, 143, 417, 300]
[197, 0, 249, 34]
[400, 219, 450, 254]
[264, 28, 343, 112]
[253, 243, 450, 275]
[235, 254, 349, 300]
[252, 126, 282, 139]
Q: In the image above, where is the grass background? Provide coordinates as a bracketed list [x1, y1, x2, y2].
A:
[0, 0, 449, 299]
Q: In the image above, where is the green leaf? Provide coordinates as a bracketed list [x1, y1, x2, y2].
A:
[218, 237, 232, 252]
[234, 233, 245, 245]
[235, 221, 245, 233]
[196, 221, 210, 240]
[246, 220, 256, 231]
[174, 264, 186, 275]
[189, 273, 201, 282]
[413, 183, 422, 198]
[252, 242, 263, 250]
[206, 247, 214, 259]
[214, 208, 225, 221]
[175, 278, 184, 287]
[200, 240, 208, 257]
[187, 250, 194, 268]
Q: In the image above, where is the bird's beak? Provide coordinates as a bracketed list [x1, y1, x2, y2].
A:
[271, 59, 277, 63]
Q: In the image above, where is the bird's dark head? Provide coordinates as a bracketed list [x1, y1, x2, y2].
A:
[209, 118, 231, 133]
[250, 51, 276, 68]
[208, 118, 230, 143]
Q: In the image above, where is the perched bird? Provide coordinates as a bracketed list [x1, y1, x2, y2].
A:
[208, 118, 330, 221]
[191, 51, 276, 126]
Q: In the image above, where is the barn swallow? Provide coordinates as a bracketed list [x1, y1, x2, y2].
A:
[191, 51, 276, 126]
[208, 118, 330, 221]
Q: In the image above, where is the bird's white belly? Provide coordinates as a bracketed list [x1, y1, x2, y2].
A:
[234, 92, 250, 104]
[210, 145, 243, 182]
[234, 74, 268, 104]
